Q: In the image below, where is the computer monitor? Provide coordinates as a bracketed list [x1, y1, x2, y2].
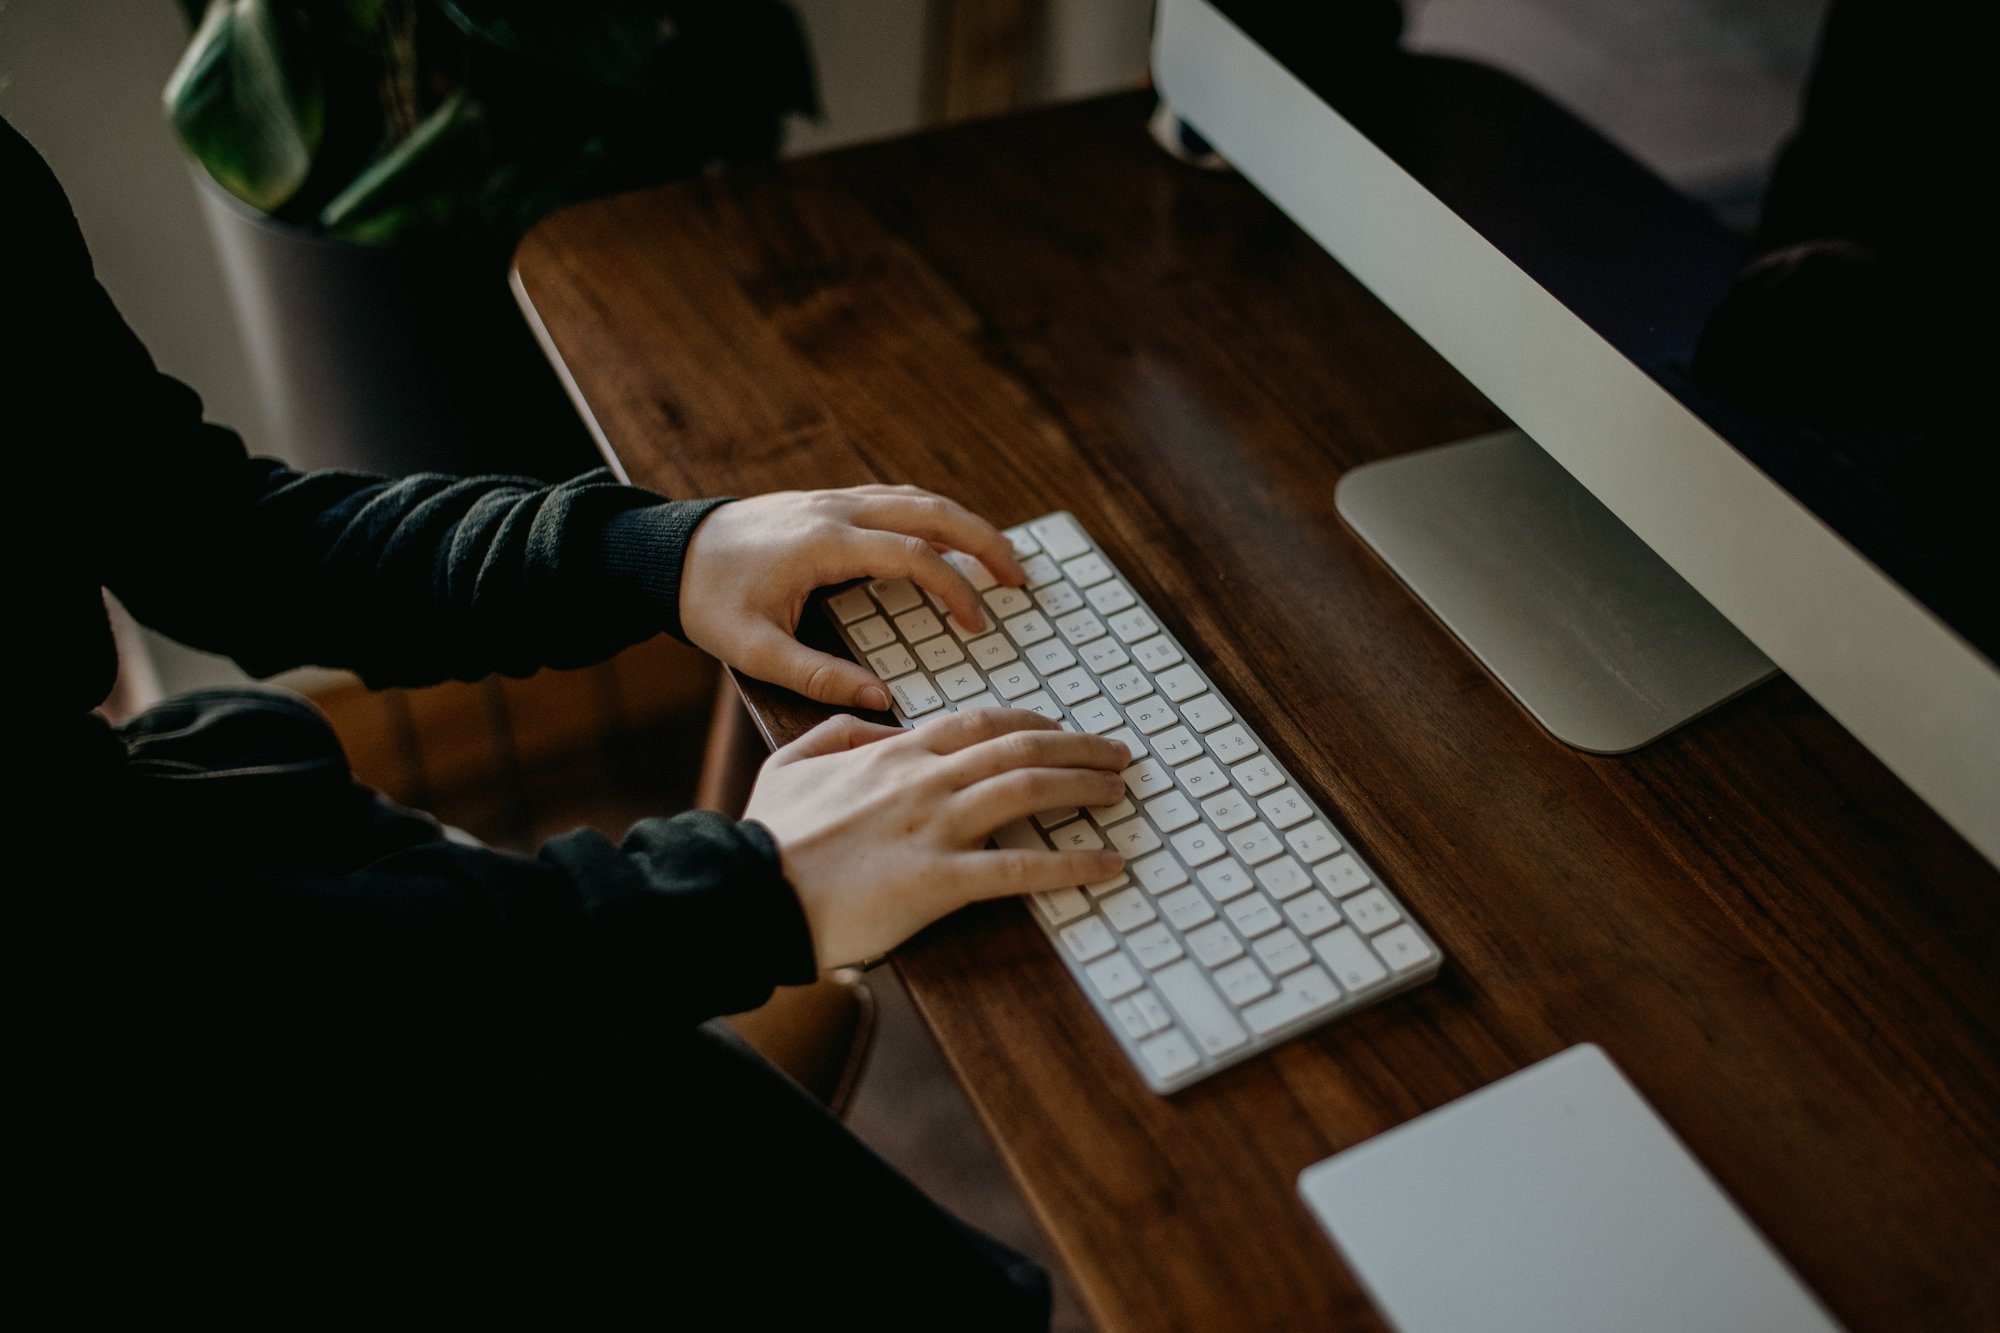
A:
[1152, 0, 1998, 866]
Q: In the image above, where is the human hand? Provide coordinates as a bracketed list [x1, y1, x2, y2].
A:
[679, 484, 1026, 709]
[744, 709, 1130, 969]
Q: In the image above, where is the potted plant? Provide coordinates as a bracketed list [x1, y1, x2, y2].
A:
[167, 0, 817, 477]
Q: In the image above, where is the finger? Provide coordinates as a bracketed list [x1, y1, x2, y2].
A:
[912, 705, 1059, 754]
[846, 492, 1027, 587]
[946, 766, 1128, 841]
[937, 726, 1134, 788]
[846, 529, 990, 631]
[951, 847, 1129, 902]
[735, 621, 895, 711]
[770, 711, 906, 765]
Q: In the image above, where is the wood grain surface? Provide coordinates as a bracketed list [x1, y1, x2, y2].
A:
[514, 93, 2000, 1332]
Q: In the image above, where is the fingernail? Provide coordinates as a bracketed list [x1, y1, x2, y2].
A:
[861, 685, 890, 711]
[1095, 851, 1125, 872]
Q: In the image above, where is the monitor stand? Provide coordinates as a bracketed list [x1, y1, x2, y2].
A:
[1335, 431, 1777, 753]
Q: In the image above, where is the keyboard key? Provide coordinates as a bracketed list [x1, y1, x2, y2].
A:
[1005, 611, 1055, 647]
[1086, 580, 1137, 615]
[1128, 923, 1184, 969]
[1028, 515, 1091, 561]
[1144, 790, 1199, 833]
[869, 578, 924, 615]
[849, 616, 895, 652]
[889, 675, 943, 717]
[1133, 988, 1173, 1032]
[984, 586, 1033, 620]
[1227, 821, 1284, 865]
[1090, 796, 1136, 824]
[958, 691, 1001, 711]
[1017, 553, 1060, 588]
[948, 611, 988, 641]
[1105, 728, 1147, 763]
[1314, 853, 1372, 897]
[935, 663, 985, 701]
[1035, 582, 1085, 617]
[1231, 755, 1286, 796]
[1109, 607, 1158, 642]
[1283, 890, 1343, 937]
[1177, 758, 1231, 800]
[895, 608, 944, 643]
[1133, 852, 1190, 894]
[1153, 961, 1249, 1057]
[1059, 917, 1117, 962]
[1127, 696, 1178, 734]
[1253, 928, 1312, 975]
[1216, 956, 1274, 1006]
[1343, 887, 1402, 933]
[1033, 887, 1091, 925]
[1180, 694, 1233, 733]
[1005, 525, 1039, 557]
[1373, 924, 1437, 974]
[917, 635, 967, 672]
[1184, 920, 1243, 967]
[1054, 610, 1106, 646]
[1048, 820, 1106, 854]
[1025, 638, 1077, 673]
[1170, 823, 1226, 867]
[969, 634, 1018, 669]
[1138, 1030, 1199, 1081]
[1197, 857, 1256, 902]
[1207, 725, 1259, 765]
[1014, 691, 1062, 720]
[1160, 886, 1217, 931]
[1085, 871, 1130, 898]
[1314, 928, 1389, 993]
[1101, 887, 1157, 932]
[1048, 668, 1099, 705]
[1224, 893, 1282, 937]
[1071, 697, 1122, 734]
[992, 819, 1045, 852]
[867, 644, 916, 679]
[1286, 820, 1342, 863]
[989, 663, 1039, 699]
[1112, 997, 1153, 1040]
[1151, 726, 1204, 766]
[1257, 788, 1312, 829]
[1133, 636, 1183, 672]
[828, 587, 875, 623]
[1256, 855, 1313, 899]
[1061, 553, 1113, 587]
[1243, 965, 1342, 1035]
[1121, 757, 1175, 800]
[1080, 637, 1131, 674]
[1201, 788, 1256, 830]
[1034, 806, 1081, 829]
[1105, 819, 1163, 858]
[950, 550, 1003, 590]
[1154, 664, 1205, 702]
[1103, 665, 1153, 704]
[1086, 953, 1144, 1000]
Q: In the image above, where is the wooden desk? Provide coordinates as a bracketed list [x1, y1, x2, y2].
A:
[514, 93, 2000, 1332]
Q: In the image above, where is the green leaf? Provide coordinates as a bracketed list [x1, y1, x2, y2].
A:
[164, 1, 324, 214]
[316, 91, 491, 242]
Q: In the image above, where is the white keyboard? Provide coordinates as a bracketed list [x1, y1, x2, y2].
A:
[824, 511, 1443, 1092]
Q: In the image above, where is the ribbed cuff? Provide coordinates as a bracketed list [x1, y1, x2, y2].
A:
[595, 497, 736, 642]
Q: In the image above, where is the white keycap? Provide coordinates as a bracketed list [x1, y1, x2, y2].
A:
[1373, 924, 1437, 974]
[1086, 580, 1137, 615]
[1109, 607, 1158, 642]
[1133, 852, 1190, 894]
[1314, 928, 1389, 993]
[895, 608, 943, 643]
[1231, 755, 1285, 796]
[1054, 610, 1106, 645]
[1081, 637, 1130, 674]
[869, 578, 924, 615]
[1025, 638, 1076, 673]
[983, 586, 1033, 620]
[1100, 887, 1157, 932]
[1256, 855, 1313, 899]
[1177, 758, 1231, 800]
[1216, 957, 1274, 1006]
[1049, 820, 1106, 853]
[1160, 886, 1216, 931]
[1121, 757, 1175, 800]
[1170, 823, 1226, 867]
[935, 663, 986, 701]
[1343, 887, 1402, 933]
[1059, 917, 1117, 962]
[1284, 890, 1343, 937]
[1155, 663, 1206, 702]
[1133, 989, 1173, 1033]
[889, 675, 943, 717]
[1224, 893, 1283, 938]
[1151, 727, 1204, 766]
[1035, 582, 1085, 617]
[1126, 697, 1178, 734]
[1048, 668, 1099, 705]
[1105, 728, 1146, 763]
[1112, 997, 1153, 1040]
[867, 643, 917, 679]
[1197, 857, 1256, 902]
[1227, 821, 1284, 865]
[1105, 819, 1163, 858]
[1133, 636, 1184, 672]
[1139, 1030, 1199, 1081]
[1070, 697, 1122, 734]
[1286, 820, 1342, 863]
[1207, 725, 1259, 765]
[989, 663, 1039, 699]
[1018, 553, 1060, 588]
[1005, 611, 1055, 648]
[1028, 515, 1091, 561]
[1086, 953, 1144, 1001]
[1033, 887, 1091, 926]
[969, 634, 1018, 669]
[1015, 691, 1062, 720]
[828, 587, 875, 623]
[948, 550, 1002, 590]
[1180, 694, 1233, 733]
[1128, 923, 1184, 969]
[948, 611, 989, 641]
[1035, 806, 1081, 829]
[916, 635, 966, 672]
[1253, 928, 1312, 976]
[849, 617, 895, 652]
[1085, 871, 1131, 898]
[1314, 853, 1372, 896]
[1184, 919, 1243, 967]
[1061, 553, 1113, 587]
[992, 819, 1045, 851]
[1005, 525, 1039, 557]
[957, 691, 1001, 711]
[1243, 965, 1341, 1035]
[1103, 666, 1152, 705]
[1200, 788, 1256, 831]
[1144, 790, 1199, 833]
[1153, 961, 1249, 1058]
[1257, 788, 1312, 829]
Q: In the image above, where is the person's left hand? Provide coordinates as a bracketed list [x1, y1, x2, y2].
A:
[678, 484, 1027, 709]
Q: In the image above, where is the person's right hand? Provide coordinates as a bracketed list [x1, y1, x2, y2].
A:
[744, 708, 1131, 969]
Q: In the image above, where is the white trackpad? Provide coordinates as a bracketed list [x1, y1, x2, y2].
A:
[1298, 1045, 1843, 1333]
